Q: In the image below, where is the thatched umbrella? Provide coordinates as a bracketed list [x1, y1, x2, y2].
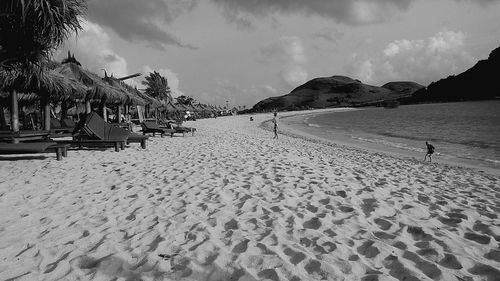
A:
[162, 100, 182, 120]
[102, 73, 145, 106]
[0, 66, 87, 132]
[53, 56, 131, 116]
[102, 73, 148, 122]
[117, 82, 162, 121]
[175, 102, 189, 113]
[122, 83, 160, 107]
[163, 100, 178, 112]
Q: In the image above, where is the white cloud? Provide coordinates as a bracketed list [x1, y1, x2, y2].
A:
[57, 20, 129, 78]
[259, 36, 309, 87]
[212, 0, 413, 26]
[345, 30, 475, 85]
[212, 0, 499, 27]
[280, 66, 308, 87]
[259, 36, 307, 64]
[87, 0, 198, 50]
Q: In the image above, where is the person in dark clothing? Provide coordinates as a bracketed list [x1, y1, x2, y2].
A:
[424, 141, 435, 162]
[272, 112, 279, 139]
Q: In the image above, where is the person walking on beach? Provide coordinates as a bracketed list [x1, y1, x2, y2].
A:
[424, 141, 435, 162]
[273, 112, 279, 139]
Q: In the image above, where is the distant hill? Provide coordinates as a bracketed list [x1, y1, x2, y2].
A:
[252, 76, 424, 111]
[408, 46, 500, 103]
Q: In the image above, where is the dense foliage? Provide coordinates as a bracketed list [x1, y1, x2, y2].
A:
[0, 0, 86, 69]
[141, 71, 172, 102]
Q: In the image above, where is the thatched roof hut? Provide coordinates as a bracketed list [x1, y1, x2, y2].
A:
[175, 103, 190, 112]
[0, 66, 87, 101]
[163, 100, 180, 113]
[0, 64, 88, 132]
[53, 62, 130, 104]
[102, 73, 145, 106]
[118, 80, 161, 107]
[193, 103, 205, 112]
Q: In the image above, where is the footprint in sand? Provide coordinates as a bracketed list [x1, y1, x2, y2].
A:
[283, 246, 307, 265]
[339, 206, 354, 213]
[402, 251, 442, 280]
[257, 269, 280, 281]
[303, 217, 322, 230]
[464, 232, 491, 245]
[306, 203, 318, 213]
[416, 248, 439, 261]
[256, 243, 277, 256]
[383, 255, 420, 281]
[484, 250, 500, 262]
[357, 241, 380, 259]
[468, 263, 500, 281]
[407, 226, 432, 241]
[232, 239, 250, 253]
[224, 219, 238, 231]
[373, 231, 396, 240]
[304, 259, 323, 276]
[438, 253, 462, 270]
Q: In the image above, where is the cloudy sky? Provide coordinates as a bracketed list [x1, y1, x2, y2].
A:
[57, 0, 500, 107]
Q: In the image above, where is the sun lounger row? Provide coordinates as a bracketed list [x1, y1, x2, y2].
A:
[1, 113, 197, 161]
[0, 142, 69, 161]
[141, 121, 196, 137]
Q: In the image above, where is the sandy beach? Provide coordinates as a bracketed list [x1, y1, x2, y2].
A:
[1, 110, 499, 281]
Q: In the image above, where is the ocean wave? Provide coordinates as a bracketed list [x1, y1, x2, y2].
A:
[351, 136, 426, 153]
[308, 123, 322, 128]
[378, 131, 498, 149]
[484, 158, 500, 164]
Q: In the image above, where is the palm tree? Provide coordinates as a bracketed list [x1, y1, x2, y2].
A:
[0, 0, 86, 132]
[0, 0, 86, 69]
[141, 71, 172, 102]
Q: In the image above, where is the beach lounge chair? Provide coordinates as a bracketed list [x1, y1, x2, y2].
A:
[61, 118, 76, 129]
[0, 130, 50, 143]
[81, 113, 149, 149]
[160, 120, 196, 137]
[141, 121, 176, 137]
[0, 142, 69, 161]
[55, 112, 129, 152]
[50, 118, 74, 137]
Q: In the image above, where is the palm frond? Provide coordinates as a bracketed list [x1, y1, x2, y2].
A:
[141, 71, 172, 101]
[0, 0, 87, 68]
[0, 64, 87, 103]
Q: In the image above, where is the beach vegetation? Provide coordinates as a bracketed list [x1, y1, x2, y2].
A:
[141, 71, 173, 103]
[0, 0, 87, 69]
[175, 95, 195, 106]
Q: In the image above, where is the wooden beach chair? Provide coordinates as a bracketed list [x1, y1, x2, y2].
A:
[160, 120, 196, 137]
[0, 142, 69, 161]
[50, 117, 74, 137]
[55, 112, 129, 152]
[61, 118, 77, 129]
[82, 113, 149, 149]
[0, 130, 50, 143]
[141, 121, 176, 137]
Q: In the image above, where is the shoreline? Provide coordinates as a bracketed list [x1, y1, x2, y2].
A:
[261, 109, 500, 176]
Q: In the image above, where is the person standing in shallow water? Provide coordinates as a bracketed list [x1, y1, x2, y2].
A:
[424, 141, 435, 162]
[272, 112, 279, 139]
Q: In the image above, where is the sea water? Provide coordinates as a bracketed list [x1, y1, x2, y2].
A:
[284, 101, 500, 169]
